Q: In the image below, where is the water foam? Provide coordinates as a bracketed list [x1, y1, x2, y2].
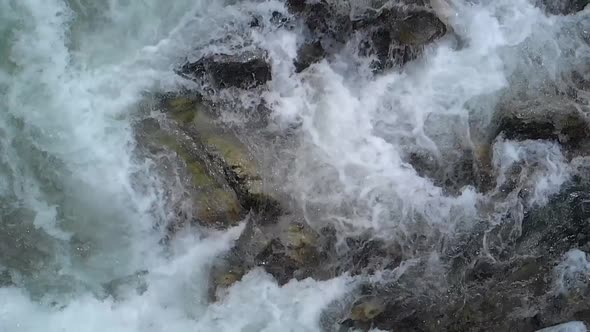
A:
[0, 0, 589, 331]
[261, 0, 587, 239]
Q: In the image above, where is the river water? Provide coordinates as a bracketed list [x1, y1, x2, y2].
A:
[0, 0, 588, 331]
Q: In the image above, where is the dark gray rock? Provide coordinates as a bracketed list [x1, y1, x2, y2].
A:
[208, 215, 336, 300]
[357, 8, 447, 70]
[294, 40, 326, 73]
[178, 52, 272, 89]
[536, 0, 589, 15]
[286, 1, 448, 72]
[492, 99, 590, 147]
[336, 182, 590, 332]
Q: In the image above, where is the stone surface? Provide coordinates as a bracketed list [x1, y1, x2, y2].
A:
[336, 182, 590, 331]
[361, 9, 447, 70]
[294, 40, 326, 73]
[536, 0, 589, 15]
[286, 1, 448, 71]
[134, 94, 246, 229]
[178, 52, 272, 89]
[492, 99, 590, 147]
[207, 213, 344, 301]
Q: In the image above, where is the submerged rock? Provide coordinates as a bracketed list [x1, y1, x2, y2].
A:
[536, 0, 589, 15]
[492, 99, 590, 147]
[209, 215, 335, 299]
[333, 181, 590, 331]
[286, 0, 448, 72]
[292, 0, 353, 45]
[154, 130, 243, 228]
[141, 93, 282, 231]
[340, 297, 386, 330]
[178, 52, 272, 89]
[357, 8, 447, 70]
[294, 40, 326, 73]
[136, 94, 246, 229]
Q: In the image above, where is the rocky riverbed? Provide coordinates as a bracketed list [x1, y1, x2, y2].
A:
[2, 0, 590, 331]
[126, 1, 590, 331]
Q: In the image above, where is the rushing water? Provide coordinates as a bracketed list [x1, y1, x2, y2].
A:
[0, 0, 589, 331]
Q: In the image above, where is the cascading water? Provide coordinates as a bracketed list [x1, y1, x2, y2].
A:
[0, 0, 589, 331]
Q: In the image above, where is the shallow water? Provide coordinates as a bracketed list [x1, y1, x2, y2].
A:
[0, 0, 589, 331]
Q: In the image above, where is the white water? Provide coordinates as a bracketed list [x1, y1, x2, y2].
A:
[0, 0, 588, 331]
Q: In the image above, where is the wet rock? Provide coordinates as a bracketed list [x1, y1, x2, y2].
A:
[536, 0, 589, 15]
[329, 180, 590, 331]
[157, 96, 274, 210]
[337, 236, 403, 276]
[296, 1, 352, 45]
[517, 186, 590, 256]
[286, 1, 447, 71]
[270, 10, 293, 28]
[356, 8, 447, 70]
[286, 0, 306, 13]
[208, 263, 246, 301]
[466, 257, 499, 281]
[136, 94, 246, 229]
[349, 300, 384, 322]
[157, 131, 243, 228]
[407, 145, 494, 195]
[340, 297, 386, 330]
[204, 134, 278, 214]
[0, 269, 12, 287]
[408, 149, 477, 194]
[249, 16, 260, 28]
[209, 215, 334, 299]
[493, 99, 590, 146]
[152, 93, 283, 227]
[244, 217, 326, 283]
[350, 298, 385, 322]
[294, 40, 326, 73]
[178, 52, 272, 89]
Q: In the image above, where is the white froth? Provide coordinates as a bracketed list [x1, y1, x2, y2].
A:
[260, 0, 579, 236]
[0, 225, 353, 332]
[0, 0, 589, 331]
[554, 249, 590, 295]
[536, 321, 589, 332]
[493, 139, 571, 207]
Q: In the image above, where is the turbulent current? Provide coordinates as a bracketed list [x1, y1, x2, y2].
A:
[0, 0, 590, 331]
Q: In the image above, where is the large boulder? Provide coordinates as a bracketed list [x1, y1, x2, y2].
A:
[356, 8, 447, 70]
[138, 92, 286, 233]
[136, 93, 280, 231]
[177, 52, 272, 89]
[208, 214, 335, 300]
[286, 0, 448, 72]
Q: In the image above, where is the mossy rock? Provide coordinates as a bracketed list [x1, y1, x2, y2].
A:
[156, 94, 280, 224]
[284, 223, 320, 265]
[208, 264, 246, 301]
[151, 130, 244, 228]
[349, 300, 385, 322]
[203, 133, 279, 215]
[196, 188, 242, 227]
[205, 135, 260, 183]
[158, 95, 204, 124]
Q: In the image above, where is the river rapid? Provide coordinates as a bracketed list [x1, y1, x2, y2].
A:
[1, 0, 589, 331]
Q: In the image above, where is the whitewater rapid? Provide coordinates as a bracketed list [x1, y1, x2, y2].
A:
[0, 0, 589, 331]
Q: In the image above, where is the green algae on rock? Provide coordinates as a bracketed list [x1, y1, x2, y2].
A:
[162, 94, 280, 213]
